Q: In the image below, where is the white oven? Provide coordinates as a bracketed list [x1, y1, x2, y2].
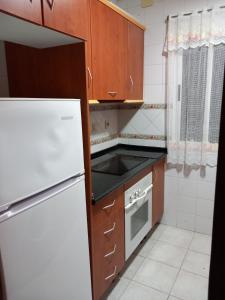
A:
[125, 172, 153, 260]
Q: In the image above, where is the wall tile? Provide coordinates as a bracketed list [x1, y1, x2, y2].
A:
[91, 138, 119, 154]
[177, 195, 196, 215]
[144, 84, 165, 104]
[195, 216, 213, 235]
[177, 212, 195, 231]
[184, 0, 208, 11]
[164, 0, 185, 15]
[144, 65, 163, 85]
[144, 23, 165, 46]
[197, 181, 216, 201]
[196, 199, 214, 219]
[144, 44, 164, 66]
[178, 178, 197, 198]
[144, 1, 165, 25]
[161, 210, 177, 226]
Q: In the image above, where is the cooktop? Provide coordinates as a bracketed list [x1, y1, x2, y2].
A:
[92, 154, 148, 176]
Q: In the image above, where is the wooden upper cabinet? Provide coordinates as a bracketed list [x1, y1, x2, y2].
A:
[0, 0, 42, 24]
[90, 0, 127, 100]
[42, 0, 89, 39]
[127, 22, 144, 100]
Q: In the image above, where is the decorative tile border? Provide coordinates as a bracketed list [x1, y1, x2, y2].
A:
[91, 133, 118, 145]
[90, 104, 119, 111]
[90, 103, 167, 112]
[119, 133, 167, 141]
[91, 132, 167, 145]
[119, 103, 167, 110]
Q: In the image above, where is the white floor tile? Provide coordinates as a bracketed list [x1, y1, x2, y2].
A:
[190, 233, 212, 255]
[107, 278, 130, 300]
[120, 281, 168, 300]
[122, 255, 145, 280]
[168, 297, 181, 300]
[139, 238, 157, 257]
[182, 251, 210, 278]
[171, 270, 208, 300]
[148, 240, 187, 268]
[158, 226, 194, 248]
[150, 224, 168, 240]
[133, 259, 179, 294]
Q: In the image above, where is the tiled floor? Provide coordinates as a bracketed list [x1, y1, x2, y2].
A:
[107, 225, 212, 300]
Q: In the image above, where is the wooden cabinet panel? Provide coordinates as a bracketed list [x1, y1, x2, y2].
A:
[91, 188, 125, 300]
[127, 22, 144, 100]
[0, 0, 42, 24]
[90, 0, 127, 100]
[152, 159, 165, 226]
[42, 0, 89, 39]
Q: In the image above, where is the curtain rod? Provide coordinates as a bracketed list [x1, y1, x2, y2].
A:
[168, 5, 225, 20]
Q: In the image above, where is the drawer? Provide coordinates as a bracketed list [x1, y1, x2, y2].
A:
[93, 188, 124, 229]
[92, 188, 125, 300]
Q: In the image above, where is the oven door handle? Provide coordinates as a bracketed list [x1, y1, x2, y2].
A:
[125, 184, 153, 211]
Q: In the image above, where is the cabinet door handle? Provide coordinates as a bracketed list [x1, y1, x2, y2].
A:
[102, 200, 116, 210]
[104, 244, 117, 258]
[130, 75, 134, 89]
[87, 67, 92, 88]
[108, 91, 117, 97]
[46, 0, 54, 9]
[104, 222, 116, 235]
[105, 266, 117, 281]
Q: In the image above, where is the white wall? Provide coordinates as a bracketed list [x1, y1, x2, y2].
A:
[113, 0, 222, 235]
[0, 41, 9, 97]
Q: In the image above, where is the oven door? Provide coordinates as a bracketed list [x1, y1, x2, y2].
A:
[125, 186, 152, 260]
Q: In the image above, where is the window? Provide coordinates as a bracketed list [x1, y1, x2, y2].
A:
[180, 44, 225, 144]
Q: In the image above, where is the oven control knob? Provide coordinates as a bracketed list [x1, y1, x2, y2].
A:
[134, 191, 139, 197]
[130, 194, 135, 202]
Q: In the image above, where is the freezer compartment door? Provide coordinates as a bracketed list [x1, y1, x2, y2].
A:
[0, 177, 92, 300]
[0, 99, 84, 211]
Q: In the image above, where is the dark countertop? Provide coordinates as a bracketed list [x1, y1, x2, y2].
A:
[91, 144, 167, 203]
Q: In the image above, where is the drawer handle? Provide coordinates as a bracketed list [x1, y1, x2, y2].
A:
[87, 67, 92, 88]
[104, 244, 117, 258]
[46, 0, 54, 9]
[108, 91, 117, 97]
[105, 266, 117, 281]
[130, 75, 134, 89]
[102, 200, 116, 210]
[104, 222, 116, 235]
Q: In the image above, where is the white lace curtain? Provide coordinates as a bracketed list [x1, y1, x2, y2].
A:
[165, 7, 225, 167]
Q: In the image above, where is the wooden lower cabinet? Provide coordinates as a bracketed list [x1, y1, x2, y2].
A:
[152, 159, 165, 226]
[91, 188, 125, 300]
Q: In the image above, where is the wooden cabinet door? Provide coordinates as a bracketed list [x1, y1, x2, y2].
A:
[42, 0, 89, 39]
[127, 22, 144, 100]
[91, 0, 127, 100]
[0, 0, 42, 24]
[152, 159, 165, 226]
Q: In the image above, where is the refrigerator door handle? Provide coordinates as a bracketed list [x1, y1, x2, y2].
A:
[0, 176, 84, 224]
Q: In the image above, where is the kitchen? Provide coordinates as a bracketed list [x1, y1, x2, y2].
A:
[0, 0, 224, 300]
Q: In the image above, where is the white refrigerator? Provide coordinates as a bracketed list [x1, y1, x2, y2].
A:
[0, 99, 92, 300]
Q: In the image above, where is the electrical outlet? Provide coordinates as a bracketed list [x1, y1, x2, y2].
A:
[141, 0, 154, 8]
[105, 120, 110, 129]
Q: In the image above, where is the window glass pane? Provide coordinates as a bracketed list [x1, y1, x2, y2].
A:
[131, 201, 148, 240]
[180, 47, 208, 142]
[209, 44, 225, 143]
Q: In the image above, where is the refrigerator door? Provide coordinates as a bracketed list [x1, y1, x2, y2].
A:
[0, 176, 92, 300]
[0, 99, 84, 212]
